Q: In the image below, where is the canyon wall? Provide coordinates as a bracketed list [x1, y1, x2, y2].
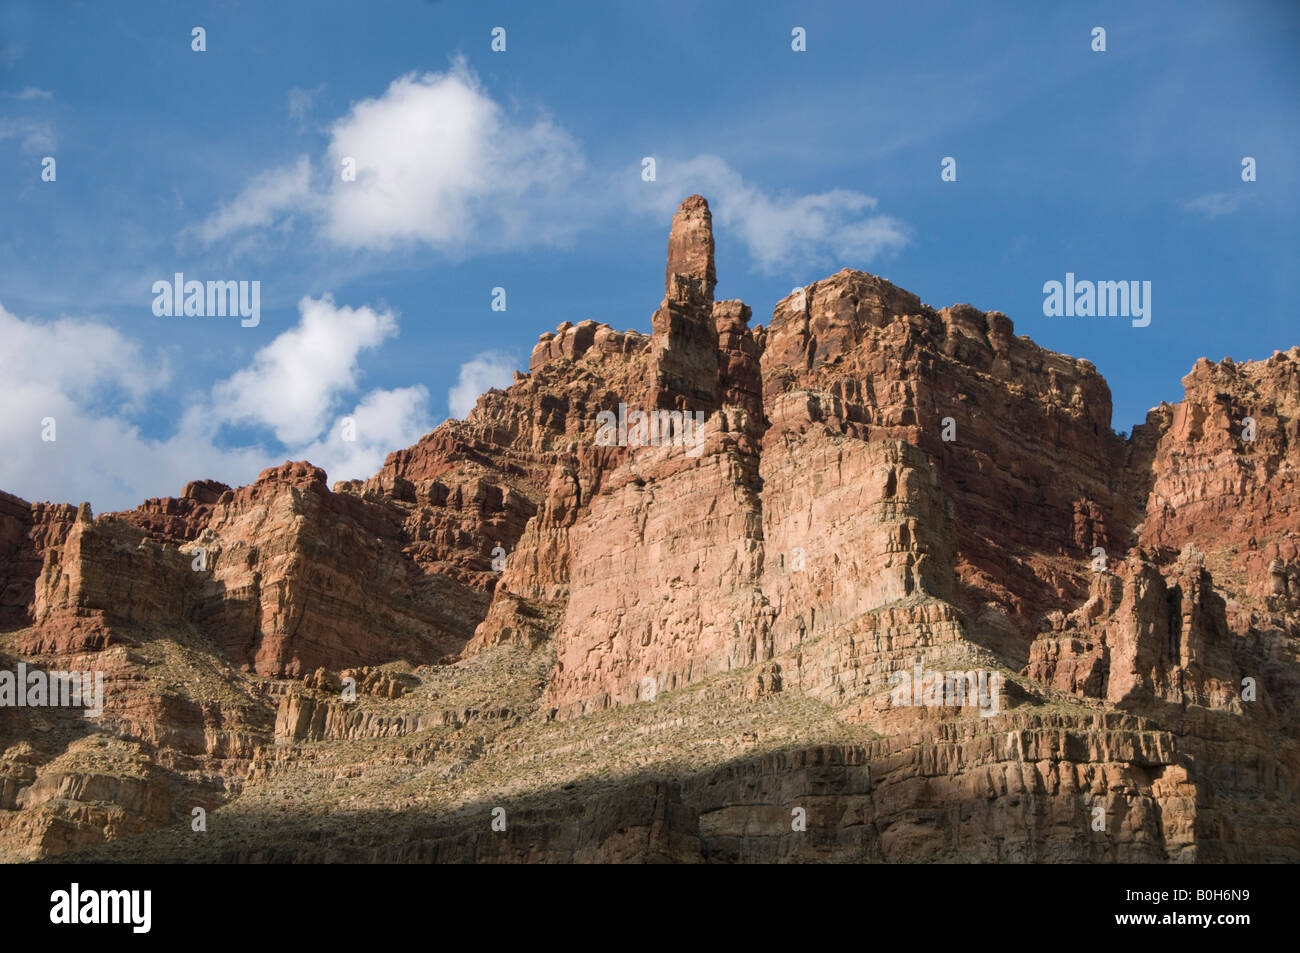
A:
[0, 196, 1295, 862]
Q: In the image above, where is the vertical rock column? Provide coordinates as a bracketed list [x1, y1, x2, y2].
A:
[649, 195, 720, 413]
[545, 194, 774, 718]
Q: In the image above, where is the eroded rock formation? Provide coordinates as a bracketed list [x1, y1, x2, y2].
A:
[1, 195, 1296, 863]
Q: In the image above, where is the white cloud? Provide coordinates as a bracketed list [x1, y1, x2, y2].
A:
[0, 301, 263, 510]
[0, 116, 55, 153]
[0, 304, 160, 408]
[5, 87, 53, 101]
[0, 85, 55, 153]
[0, 306, 166, 509]
[191, 155, 313, 244]
[195, 62, 585, 255]
[448, 351, 517, 419]
[195, 65, 908, 276]
[631, 155, 908, 273]
[213, 294, 397, 445]
[287, 84, 324, 129]
[1182, 192, 1253, 219]
[0, 297, 435, 512]
[322, 64, 584, 252]
[294, 385, 434, 484]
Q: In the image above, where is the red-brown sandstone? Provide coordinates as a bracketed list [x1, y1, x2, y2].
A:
[0, 194, 1295, 863]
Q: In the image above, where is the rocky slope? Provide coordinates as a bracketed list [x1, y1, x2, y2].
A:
[0, 196, 1296, 863]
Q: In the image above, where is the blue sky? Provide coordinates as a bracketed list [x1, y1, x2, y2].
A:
[2, 0, 1297, 511]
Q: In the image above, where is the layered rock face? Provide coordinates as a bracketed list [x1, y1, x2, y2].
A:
[762, 278, 1133, 649]
[1137, 353, 1300, 607]
[9, 461, 487, 675]
[1, 195, 1296, 863]
[545, 410, 770, 716]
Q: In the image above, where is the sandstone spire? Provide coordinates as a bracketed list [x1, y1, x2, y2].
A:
[649, 195, 721, 412]
[664, 193, 716, 303]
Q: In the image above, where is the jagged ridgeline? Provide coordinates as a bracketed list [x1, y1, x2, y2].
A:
[1, 197, 1296, 862]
